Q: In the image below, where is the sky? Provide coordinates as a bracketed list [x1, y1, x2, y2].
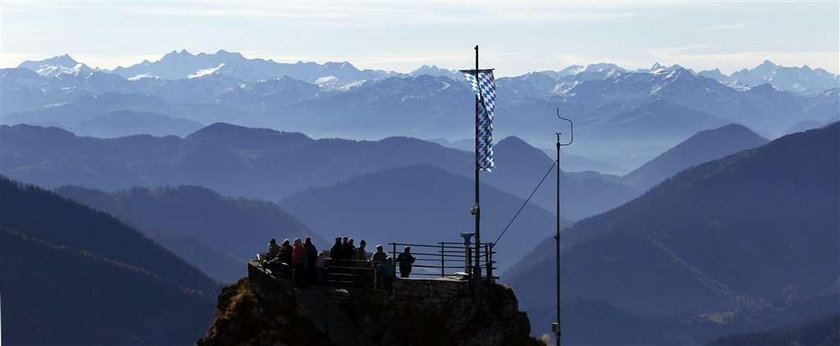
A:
[1, 1, 838, 76]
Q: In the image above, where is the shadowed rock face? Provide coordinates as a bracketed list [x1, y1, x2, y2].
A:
[198, 264, 542, 346]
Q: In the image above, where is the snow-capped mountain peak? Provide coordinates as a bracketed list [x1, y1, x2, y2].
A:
[18, 54, 95, 78]
[583, 63, 624, 73]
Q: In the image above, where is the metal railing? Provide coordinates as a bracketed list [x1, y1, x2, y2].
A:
[322, 258, 379, 288]
[256, 242, 498, 290]
[388, 242, 496, 279]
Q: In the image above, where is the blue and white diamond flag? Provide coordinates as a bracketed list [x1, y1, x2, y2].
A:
[463, 70, 496, 172]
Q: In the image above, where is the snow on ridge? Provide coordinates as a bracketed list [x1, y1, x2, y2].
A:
[188, 63, 225, 79]
[316, 75, 367, 91]
[128, 73, 160, 81]
[315, 75, 338, 85]
[34, 63, 90, 78]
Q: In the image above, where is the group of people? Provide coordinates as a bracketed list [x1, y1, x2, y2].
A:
[262, 236, 418, 288]
[328, 237, 416, 278]
[265, 237, 319, 282]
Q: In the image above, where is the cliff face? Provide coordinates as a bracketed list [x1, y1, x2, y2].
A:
[198, 264, 542, 346]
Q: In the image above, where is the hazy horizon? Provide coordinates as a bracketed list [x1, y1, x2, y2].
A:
[8, 48, 840, 79]
[2, 1, 838, 76]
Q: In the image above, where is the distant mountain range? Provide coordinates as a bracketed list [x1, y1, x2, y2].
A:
[505, 122, 839, 342]
[279, 165, 562, 273]
[0, 123, 632, 221]
[700, 60, 840, 96]
[3, 51, 837, 170]
[486, 136, 639, 220]
[0, 176, 218, 344]
[56, 184, 324, 283]
[622, 123, 769, 191]
[74, 110, 204, 138]
[111, 49, 399, 85]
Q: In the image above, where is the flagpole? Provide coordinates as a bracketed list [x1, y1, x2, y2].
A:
[473, 45, 482, 284]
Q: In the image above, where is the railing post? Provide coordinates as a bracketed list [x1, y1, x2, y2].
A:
[440, 242, 445, 277]
[465, 246, 472, 276]
[392, 243, 396, 263]
[486, 243, 493, 282]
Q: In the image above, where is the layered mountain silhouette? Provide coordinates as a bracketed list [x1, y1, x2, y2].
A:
[622, 123, 769, 191]
[0, 123, 631, 221]
[279, 165, 562, 273]
[708, 313, 840, 346]
[0, 176, 218, 344]
[488, 136, 639, 220]
[56, 184, 323, 283]
[505, 123, 839, 335]
[74, 110, 204, 138]
[4, 53, 837, 169]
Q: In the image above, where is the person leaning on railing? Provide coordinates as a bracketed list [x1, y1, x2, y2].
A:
[396, 246, 416, 278]
[371, 245, 390, 289]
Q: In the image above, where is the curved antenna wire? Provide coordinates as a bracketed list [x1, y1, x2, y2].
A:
[556, 107, 573, 147]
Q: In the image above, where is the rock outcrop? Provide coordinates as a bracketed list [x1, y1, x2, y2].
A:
[198, 263, 542, 346]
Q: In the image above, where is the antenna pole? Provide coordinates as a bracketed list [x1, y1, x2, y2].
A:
[473, 45, 482, 285]
[554, 132, 562, 345]
[552, 107, 572, 346]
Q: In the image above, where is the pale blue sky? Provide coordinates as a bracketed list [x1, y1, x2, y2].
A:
[1, 1, 838, 76]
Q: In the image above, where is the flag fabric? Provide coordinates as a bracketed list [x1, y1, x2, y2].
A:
[463, 70, 496, 171]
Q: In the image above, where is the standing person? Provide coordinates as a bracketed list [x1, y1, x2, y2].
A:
[380, 258, 396, 289]
[351, 240, 368, 286]
[371, 245, 388, 289]
[396, 247, 416, 278]
[292, 238, 305, 281]
[280, 239, 293, 265]
[267, 239, 280, 261]
[353, 240, 368, 263]
[340, 237, 350, 259]
[371, 245, 387, 264]
[304, 237, 317, 281]
[330, 237, 342, 260]
[342, 238, 355, 261]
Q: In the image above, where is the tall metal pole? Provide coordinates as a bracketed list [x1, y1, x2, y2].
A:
[553, 108, 573, 346]
[554, 133, 562, 345]
[473, 45, 482, 283]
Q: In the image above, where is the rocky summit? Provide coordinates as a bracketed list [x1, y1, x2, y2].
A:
[198, 262, 542, 346]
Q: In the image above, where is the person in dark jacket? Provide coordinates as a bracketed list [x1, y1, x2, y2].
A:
[292, 239, 305, 279]
[371, 245, 387, 264]
[396, 247, 416, 278]
[267, 238, 280, 260]
[342, 238, 355, 260]
[280, 239, 293, 265]
[340, 237, 350, 259]
[329, 237, 342, 259]
[353, 240, 368, 263]
[304, 236, 317, 281]
[380, 258, 396, 289]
